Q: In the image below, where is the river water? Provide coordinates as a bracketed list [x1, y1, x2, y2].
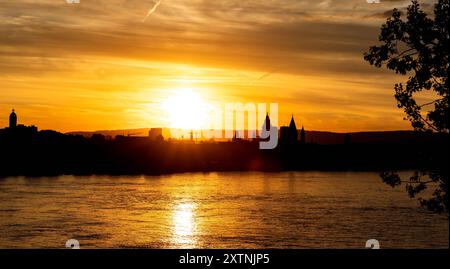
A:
[0, 171, 447, 248]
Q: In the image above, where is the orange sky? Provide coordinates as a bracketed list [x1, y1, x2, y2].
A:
[0, 0, 437, 132]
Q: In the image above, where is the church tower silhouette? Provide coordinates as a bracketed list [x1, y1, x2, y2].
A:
[288, 115, 298, 141]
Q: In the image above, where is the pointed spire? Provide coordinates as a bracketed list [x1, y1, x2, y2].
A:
[300, 125, 305, 143]
[263, 112, 271, 131]
[289, 114, 297, 129]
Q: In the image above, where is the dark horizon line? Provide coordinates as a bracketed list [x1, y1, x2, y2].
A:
[4, 109, 415, 135]
[64, 127, 415, 135]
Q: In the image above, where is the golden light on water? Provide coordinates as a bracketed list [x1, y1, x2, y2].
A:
[171, 202, 197, 247]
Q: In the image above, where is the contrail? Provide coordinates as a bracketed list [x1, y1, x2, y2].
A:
[142, 0, 162, 22]
[248, 70, 277, 85]
[257, 72, 273, 81]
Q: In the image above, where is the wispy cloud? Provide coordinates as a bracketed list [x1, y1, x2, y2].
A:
[0, 0, 438, 132]
[142, 0, 162, 22]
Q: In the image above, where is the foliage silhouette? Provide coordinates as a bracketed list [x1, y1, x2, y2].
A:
[365, 0, 449, 216]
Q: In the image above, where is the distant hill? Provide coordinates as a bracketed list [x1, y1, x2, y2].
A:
[305, 130, 435, 145]
[67, 128, 152, 138]
[66, 128, 435, 145]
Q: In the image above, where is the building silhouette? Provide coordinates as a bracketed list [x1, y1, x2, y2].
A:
[0, 110, 446, 178]
[9, 109, 17, 128]
[148, 128, 163, 141]
[0, 109, 38, 136]
[280, 115, 301, 145]
[344, 133, 351, 145]
[300, 125, 306, 144]
[263, 113, 271, 131]
[258, 112, 273, 142]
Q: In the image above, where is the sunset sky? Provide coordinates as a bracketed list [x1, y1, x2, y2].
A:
[0, 0, 437, 133]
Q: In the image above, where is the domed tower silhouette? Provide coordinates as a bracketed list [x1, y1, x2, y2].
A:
[9, 109, 17, 128]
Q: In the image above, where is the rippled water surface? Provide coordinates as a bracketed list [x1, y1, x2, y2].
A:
[0, 172, 448, 248]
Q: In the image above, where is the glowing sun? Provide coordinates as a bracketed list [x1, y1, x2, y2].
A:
[162, 89, 210, 130]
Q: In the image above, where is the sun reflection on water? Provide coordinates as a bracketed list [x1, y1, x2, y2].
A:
[171, 202, 197, 247]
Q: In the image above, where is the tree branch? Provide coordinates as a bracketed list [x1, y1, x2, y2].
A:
[419, 99, 442, 108]
[418, 113, 440, 132]
[402, 180, 435, 184]
[395, 48, 418, 59]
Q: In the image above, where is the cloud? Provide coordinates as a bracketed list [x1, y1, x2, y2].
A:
[0, 0, 438, 131]
[3, 0, 432, 77]
[142, 0, 162, 22]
